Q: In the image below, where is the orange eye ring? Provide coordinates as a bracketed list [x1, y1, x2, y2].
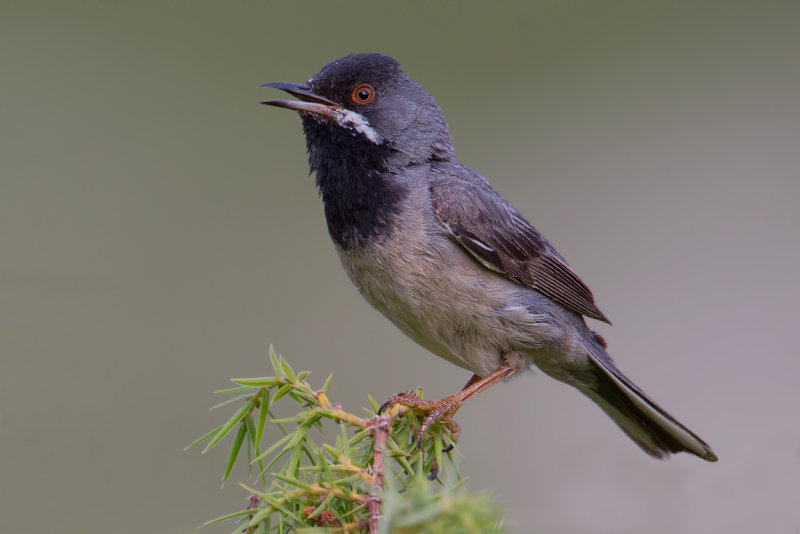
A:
[351, 83, 375, 105]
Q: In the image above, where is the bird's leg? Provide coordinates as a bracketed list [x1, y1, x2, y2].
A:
[461, 373, 483, 390]
[380, 361, 518, 447]
[436, 373, 484, 452]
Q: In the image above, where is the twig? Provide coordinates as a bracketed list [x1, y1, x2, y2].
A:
[367, 413, 392, 534]
[242, 493, 260, 533]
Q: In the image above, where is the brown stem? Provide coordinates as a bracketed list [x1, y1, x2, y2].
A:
[367, 413, 392, 534]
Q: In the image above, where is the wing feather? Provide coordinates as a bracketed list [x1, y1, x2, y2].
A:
[430, 172, 610, 323]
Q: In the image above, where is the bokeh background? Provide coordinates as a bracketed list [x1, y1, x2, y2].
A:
[2, 1, 799, 533]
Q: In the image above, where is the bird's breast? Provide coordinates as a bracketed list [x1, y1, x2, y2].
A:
[334, 191, 563, 375]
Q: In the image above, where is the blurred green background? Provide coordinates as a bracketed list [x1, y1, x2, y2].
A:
[2, 1, 799, 533]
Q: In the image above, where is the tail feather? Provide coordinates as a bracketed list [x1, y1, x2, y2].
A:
[582, 348, 717, 462]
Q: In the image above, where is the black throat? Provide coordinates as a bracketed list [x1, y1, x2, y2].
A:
[302, 117, 407, 250]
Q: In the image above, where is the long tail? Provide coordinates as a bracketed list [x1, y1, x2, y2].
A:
[581, 344, 718, 461]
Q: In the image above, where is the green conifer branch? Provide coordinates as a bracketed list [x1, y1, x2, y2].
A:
[188, 346, 506, 533]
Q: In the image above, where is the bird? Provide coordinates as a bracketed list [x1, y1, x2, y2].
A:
[261, 53, 717, 462]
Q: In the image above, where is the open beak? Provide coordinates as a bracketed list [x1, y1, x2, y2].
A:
[261, 82, 339, 119]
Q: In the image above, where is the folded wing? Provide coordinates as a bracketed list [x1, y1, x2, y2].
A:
[430, 171, 610, 323]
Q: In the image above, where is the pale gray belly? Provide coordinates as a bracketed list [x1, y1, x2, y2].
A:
[337, 234, 565, 377]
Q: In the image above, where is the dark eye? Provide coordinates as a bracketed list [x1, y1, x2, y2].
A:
[351, 83, 375, 105]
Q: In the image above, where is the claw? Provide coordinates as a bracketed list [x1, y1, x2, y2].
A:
[378, 390, 416, 415]
[428, 459, 439, 480]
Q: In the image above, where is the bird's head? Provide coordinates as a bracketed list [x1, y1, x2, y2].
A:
[263, 53, 454, 172]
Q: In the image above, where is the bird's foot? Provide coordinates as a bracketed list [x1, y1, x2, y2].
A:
[378, 363, 519, 457]
[379, 390, 462, 447]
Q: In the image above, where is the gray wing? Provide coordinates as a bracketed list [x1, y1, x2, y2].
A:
[430, 171, 610, 324]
